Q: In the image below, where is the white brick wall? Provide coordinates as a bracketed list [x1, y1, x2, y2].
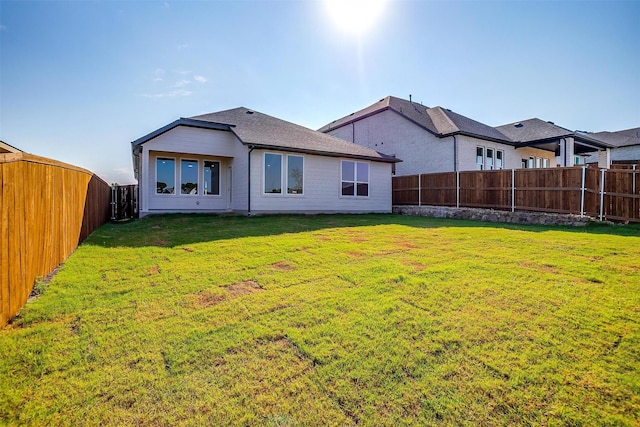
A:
[327, 112, 558, 174]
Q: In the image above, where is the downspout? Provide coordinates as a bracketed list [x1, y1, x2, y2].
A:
[452, 135, 458, 172]
[247, 146, 255, 216]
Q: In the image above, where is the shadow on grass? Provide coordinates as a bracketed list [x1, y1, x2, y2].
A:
[84, 213, 640, 249]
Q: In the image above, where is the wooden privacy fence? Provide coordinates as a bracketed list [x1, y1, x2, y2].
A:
[392, 166, 640, 223]
[1, 152, 111, 327]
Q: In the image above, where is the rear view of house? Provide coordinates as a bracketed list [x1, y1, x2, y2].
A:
[131, 107, 399, 217]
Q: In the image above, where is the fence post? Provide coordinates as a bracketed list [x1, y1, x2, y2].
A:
[456, 171, 460, 208]
[634, 165, 637, 196]
[418, 174, 421, 206]
[580, 166, 586, 217]
[110, 185, 116, 221]
[599, 168, 605, 221]
[511, 169, 515, 212]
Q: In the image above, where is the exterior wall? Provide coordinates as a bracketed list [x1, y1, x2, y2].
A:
[139, 126, 238, 215]
[326, 111, 557, 175]
[326, 110, 454, 176]
[146, 151, 232, 212]
[512, 146, 557, 168]
[611, 145, 640, 162]
[248, 148, 392, 213]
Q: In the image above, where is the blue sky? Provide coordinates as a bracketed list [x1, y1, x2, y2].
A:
[1, 0, 638, 184]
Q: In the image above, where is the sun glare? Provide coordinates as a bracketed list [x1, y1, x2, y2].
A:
[325, 0, 387, 37]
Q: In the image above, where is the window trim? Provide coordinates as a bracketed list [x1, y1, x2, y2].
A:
[496, 150, 504, 170]
[340, 160, 370, 198]
[486, 148, 494, 170]
[286, 154, 304, 195]
[263, 152, 305, 196]
[156, 156, 176, 195]
[179, 158, 200, 196]
[203, 160, 221, 196]
[476, 146, 485, 170]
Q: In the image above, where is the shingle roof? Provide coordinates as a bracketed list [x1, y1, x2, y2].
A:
[495, 118, 573, 143]
[319, 96, 512, 143]
[189, 107, 398, 162]
[589, 128, 640, 147]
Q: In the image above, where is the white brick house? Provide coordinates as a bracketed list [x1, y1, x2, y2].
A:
[320, 96, 612, 175]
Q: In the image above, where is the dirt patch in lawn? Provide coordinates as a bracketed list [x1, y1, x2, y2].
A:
[520, 262, 559, 273]
[271, 261, 296, 271]
[227, 280, 264, 298]
[148, 265, 161, 275]
[153, 240, 168, 247]
[192, 291, 225, 308]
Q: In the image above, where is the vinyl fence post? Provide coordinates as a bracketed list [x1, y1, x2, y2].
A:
[599, 168, 605, 221]
[456, 171, 460, 208]
[418, 174, 421, 206]
[511, 169, 515, 212]
[580, 166, 586, 217]
[633, 165, 637, 196]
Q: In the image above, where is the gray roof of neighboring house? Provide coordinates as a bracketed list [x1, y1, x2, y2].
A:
[496, 118, 613, 149]
[495, 118, 574, 143]
[589, 127, 640, 147]
[318, 96, 513, 143]
[132, 107, 398, 163]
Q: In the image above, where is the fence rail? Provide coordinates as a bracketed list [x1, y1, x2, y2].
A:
[1, 153, 111, 327]
[392, 167, 640, 223]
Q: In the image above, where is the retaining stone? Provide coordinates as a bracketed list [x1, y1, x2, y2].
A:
[393, 205, 593, 227]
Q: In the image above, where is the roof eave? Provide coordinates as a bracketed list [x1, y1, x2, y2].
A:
[241, 142, 401, 163]
[131, 118, 233, 147]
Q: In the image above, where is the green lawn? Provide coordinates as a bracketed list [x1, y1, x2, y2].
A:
[1, 214, 639, 426]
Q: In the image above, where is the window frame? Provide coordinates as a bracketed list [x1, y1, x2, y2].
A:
[179, 158, 200, 196]
[263, 152, 305, 196]
[340, 160, 369, 198]
[495, 150, 504, 170]
[203, 160, 221, 196]
[286, 155, 304, 195]
[156, 157, 176, 195]
[476, 147, 485, 170]
[486, 148, 494, 170]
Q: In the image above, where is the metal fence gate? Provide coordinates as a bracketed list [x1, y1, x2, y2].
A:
[111, 184, 138, 221]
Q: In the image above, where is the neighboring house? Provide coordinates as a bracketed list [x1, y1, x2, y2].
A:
[319, 96, 612, 176]
[583, 127, 640, 166]
[131, 107, 399, 217]
[495, 119, 613, 168]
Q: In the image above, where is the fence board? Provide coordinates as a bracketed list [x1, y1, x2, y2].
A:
[1, 154, 111, 327]
[392, 167, 638, 223]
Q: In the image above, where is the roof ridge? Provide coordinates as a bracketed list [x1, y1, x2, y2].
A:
[426, 107, 458, 134]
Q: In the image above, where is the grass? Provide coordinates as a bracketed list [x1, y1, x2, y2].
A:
[1, 214, 639, 426]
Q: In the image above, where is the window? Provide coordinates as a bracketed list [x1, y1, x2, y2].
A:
[203, 161, 220, 195]
[486, 148, 494, 170]
[341, 160, 369, 197]
[522, 159, 528, 169]
[476, 147, 484, 170]
[287, 155, 304, 194]
[156, 158, 175, 194]
[535, 157, 542, 168]
[528, 157, 535, 168]
[574, 156, 581, 165]
[264, 153, 304, 195]
[496, 150, 504, 170]
[543, 158, 550, 168]
[181, 159, 198, 195]
[264, 153, 282, 193]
